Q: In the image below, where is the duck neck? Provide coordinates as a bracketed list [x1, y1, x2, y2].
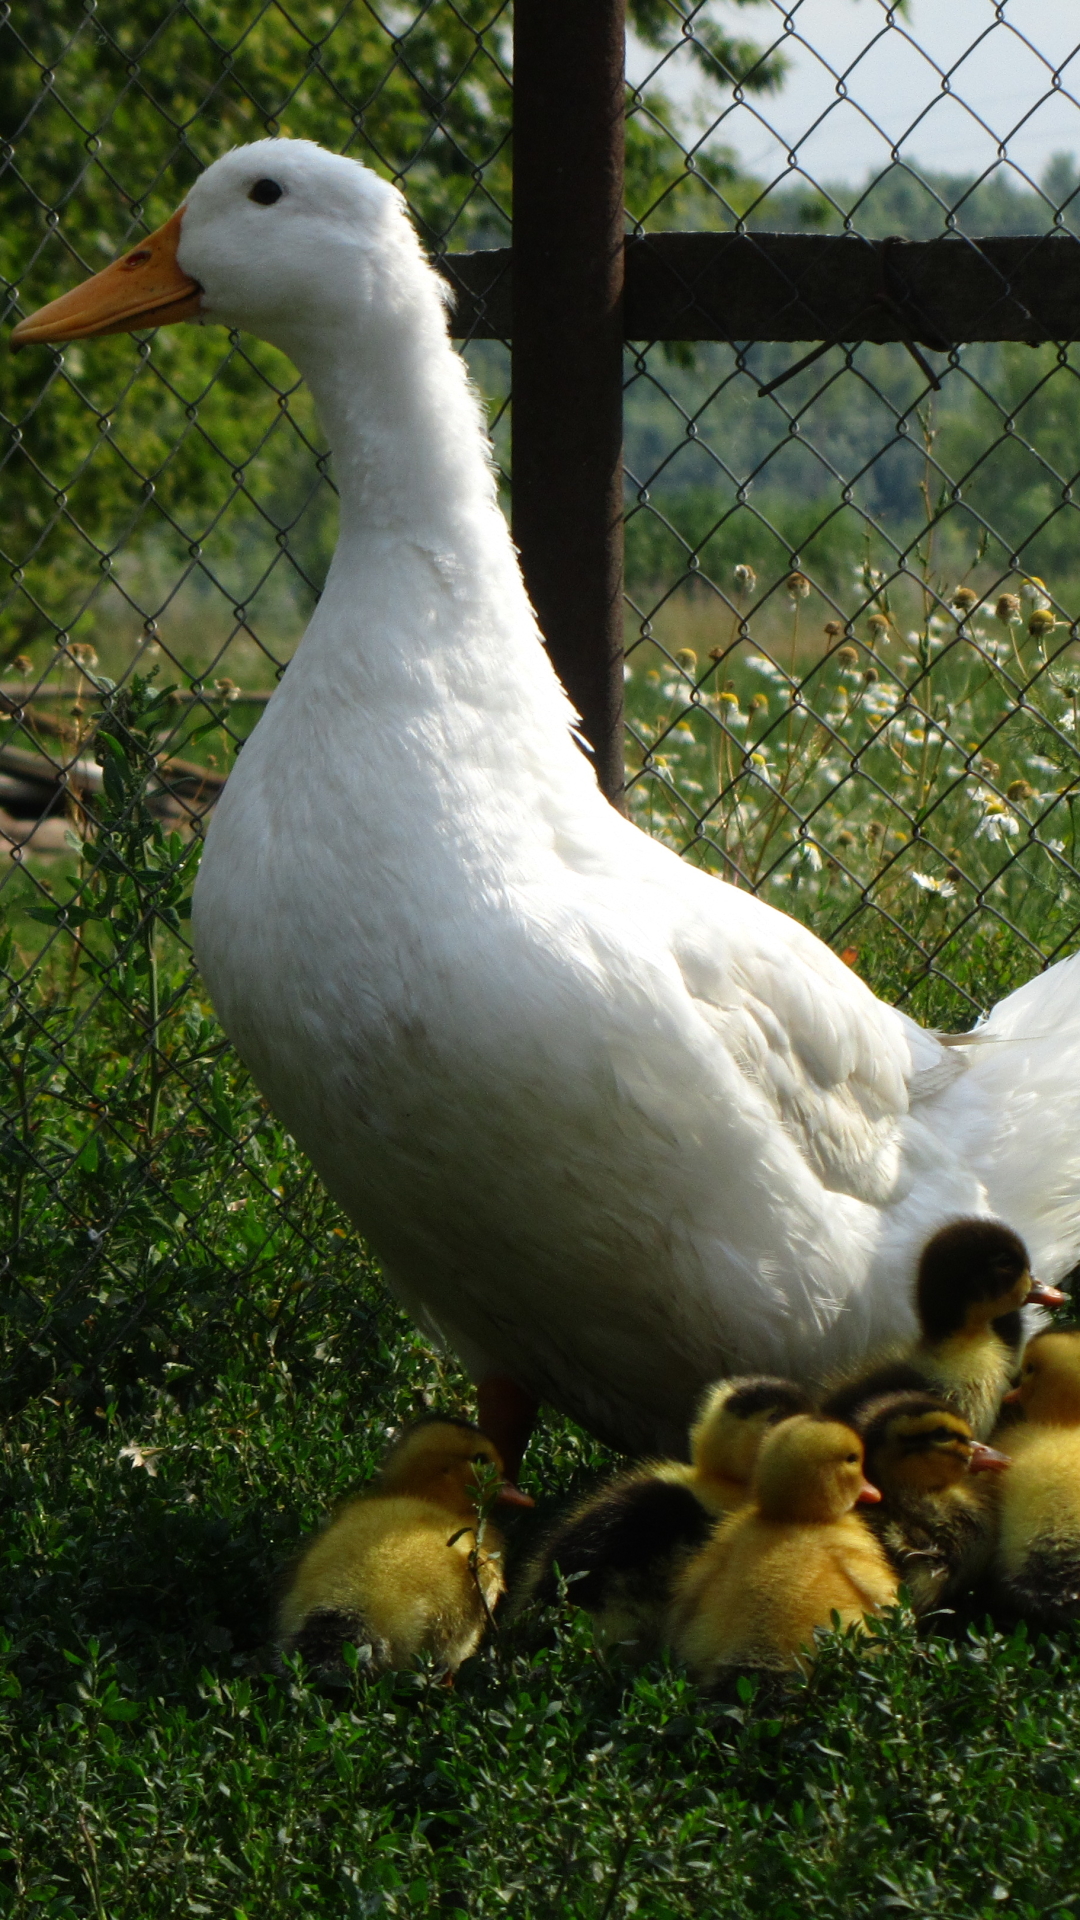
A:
[285, 305, 512, 564]
[264, 300, 597, 812]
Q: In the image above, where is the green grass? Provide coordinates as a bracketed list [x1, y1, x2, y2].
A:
[4, 582, 1080, 1917]
[624, 566, 1080, 1024]
[4, 1287, 1080, 1919]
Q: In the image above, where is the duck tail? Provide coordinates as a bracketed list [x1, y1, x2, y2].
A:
[957, 946, 1080, 1282]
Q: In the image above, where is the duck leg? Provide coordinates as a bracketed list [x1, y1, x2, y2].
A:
[477, 1374, 539, 1481]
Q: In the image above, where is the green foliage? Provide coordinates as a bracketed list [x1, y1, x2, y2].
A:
[935, 344, 1080, 587]
[4, 1322, 1080, 1917]
[0, 665, 378, 1413]
[624, 543, 1080, 1023]
[1, 0, 517, 660]
[0, 1, 786, 664]
[752, 155, 1080, 239]
[632, 0, 787, 94]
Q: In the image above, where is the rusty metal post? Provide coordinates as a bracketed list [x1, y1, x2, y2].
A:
[512, 0, 626, 808]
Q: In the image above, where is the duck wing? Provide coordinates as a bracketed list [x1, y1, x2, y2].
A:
[659, 869, 966, 1208]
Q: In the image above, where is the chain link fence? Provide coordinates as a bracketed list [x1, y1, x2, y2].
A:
[622, 2, 1080, 1026]
[3, 1, 1080, 1408]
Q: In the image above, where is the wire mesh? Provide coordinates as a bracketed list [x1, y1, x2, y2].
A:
[3, 0, 1080, 1405]
[623, 0, 1080, 1027]
[0, 1, 513, 1406]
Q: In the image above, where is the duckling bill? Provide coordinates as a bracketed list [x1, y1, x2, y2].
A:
[278, 1416, 526, 1676]
[515, 1376, 811, 1659]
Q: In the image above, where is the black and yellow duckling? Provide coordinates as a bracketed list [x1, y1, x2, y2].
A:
[990, 1330, 1080, 1628]
[514, 1375, 812, 1659]
[823, 1219, 1066, 1439]
[668, 1414, 897, 1680]
[277, 1416, 531, 1676]
[857, 1391, 1009, 1614]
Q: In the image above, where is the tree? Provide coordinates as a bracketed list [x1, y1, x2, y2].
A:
[0, 2, 785, 665]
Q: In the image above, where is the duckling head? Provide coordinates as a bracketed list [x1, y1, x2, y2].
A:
[1005, 1330, 1080, 1425]
[377, 1416, 531, 1509]
[859, 1392, 1009, 1494]
[917, 1220, 1064, 1345]
[690, 1375, 813, 1487]
[753, 1415, 881, 1523]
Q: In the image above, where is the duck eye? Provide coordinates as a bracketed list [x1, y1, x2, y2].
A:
[845, 1452, 858, 1463]
[249, 178, 284, 205]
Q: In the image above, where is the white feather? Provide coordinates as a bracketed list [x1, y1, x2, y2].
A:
[184, 140, 1080, 1453]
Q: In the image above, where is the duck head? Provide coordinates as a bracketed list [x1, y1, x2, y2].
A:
[917, 1219, 1066, 1352]
[753, 1414, 881, 1524]
[377, 1415, 532, 1510]
[690, 1374, 813, 1487]
[859, 1391, 1009, 1494]
[1003, 1330, 1080, 1425]
[10, 140, 422, 366]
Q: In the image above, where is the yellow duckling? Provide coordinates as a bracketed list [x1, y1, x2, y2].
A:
[858, 1391, 1009, 1614]
[668, 1415, 896, 1680]
[823, 1219, 1065, 1439]
[991, 1330, 1080, 1628]
[278, 1416, 530, 1675]
[514, 1375, 811, 1659]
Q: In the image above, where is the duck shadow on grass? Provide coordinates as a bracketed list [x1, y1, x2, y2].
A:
[9, 1497, 299, 1697]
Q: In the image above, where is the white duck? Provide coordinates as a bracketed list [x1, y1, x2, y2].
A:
[15, 139, 1080, 1470]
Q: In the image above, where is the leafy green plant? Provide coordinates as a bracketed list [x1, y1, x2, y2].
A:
[3, 1320, 1080, 1919]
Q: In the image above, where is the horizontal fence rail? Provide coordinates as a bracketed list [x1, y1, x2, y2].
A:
[444, 233, 1080, 344]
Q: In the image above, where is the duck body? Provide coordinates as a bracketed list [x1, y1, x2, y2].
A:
[991, 1332, 1080, 1627]
[20, 139, 1080, 1459]
[669, 1416, 897, 1678]
[195, 566, 994, 1452]
[277, 1417, 508, 1674]
[516, 1375, 811, 1656]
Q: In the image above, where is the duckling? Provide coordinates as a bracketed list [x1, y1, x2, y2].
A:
[515, 1375, 812, 1659]
[990, 1330, 1080, 1628]
[822, 1219, 1066, 1438]
[857, 1391, 1009, 1614]
[668, 1415, 897, 1680]
[277, 1416, 530, 1675]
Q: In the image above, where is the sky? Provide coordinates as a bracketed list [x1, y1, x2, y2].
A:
[626, 0, 1080, 191]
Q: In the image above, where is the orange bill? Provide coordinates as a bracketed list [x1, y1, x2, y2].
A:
[1027, 1280, 1068, 1308]
[495, 1479, 536, 1509]
[10, 207, 201, 351]
[855, 1477, 882, 1505]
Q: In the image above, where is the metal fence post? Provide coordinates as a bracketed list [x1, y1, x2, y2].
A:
[512, 0, 627, 809]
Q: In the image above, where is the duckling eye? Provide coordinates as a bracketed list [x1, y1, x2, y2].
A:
[249, 178, 284, 205]
[845, 1452, 858, 1463]
[470, 1451, 489, 1464]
